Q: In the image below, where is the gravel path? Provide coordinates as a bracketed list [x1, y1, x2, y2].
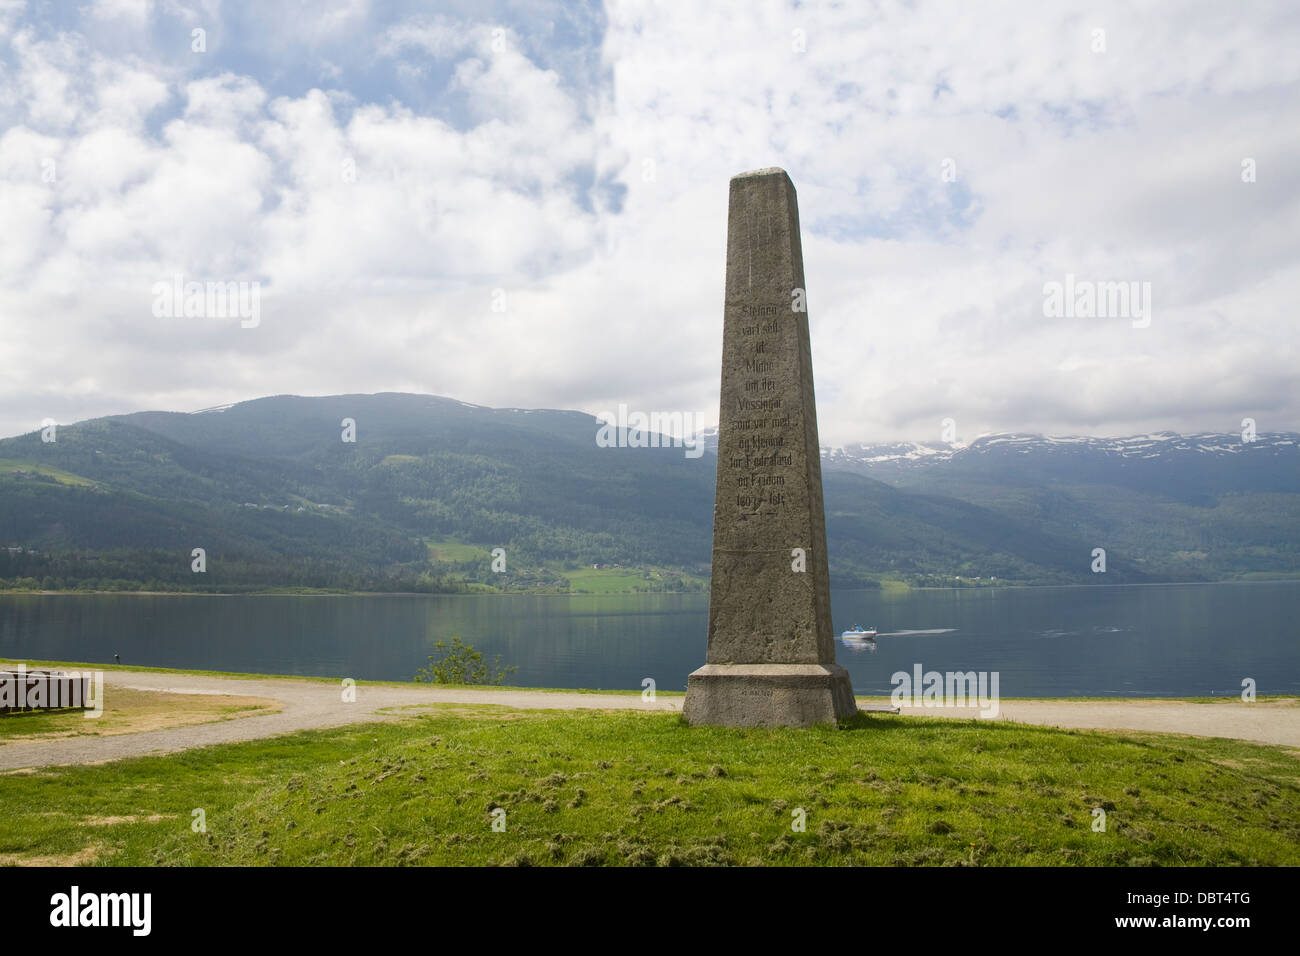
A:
[1, 669, 1295, 770]
[0, 670, 680, 770]
[900, 698, 1300, 749]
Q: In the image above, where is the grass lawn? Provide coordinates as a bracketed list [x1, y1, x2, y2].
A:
[1, 706, 1296, 866]
[878, 578, 911, 594]
[563, 566, 707, 593]
[562, 567, 653, 593]
[424, 538, 485, 563]
[0, 687, 278, 742]
[0, 458, 95, 486]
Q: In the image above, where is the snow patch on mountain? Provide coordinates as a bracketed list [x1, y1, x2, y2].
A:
[823, 431, 1298, 471]
[694, 427, 1299, 471]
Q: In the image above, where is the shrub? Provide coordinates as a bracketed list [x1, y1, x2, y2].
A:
[413, 637, 518, 686]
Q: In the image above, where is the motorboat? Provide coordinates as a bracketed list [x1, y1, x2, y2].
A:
[840, 626, 878, 640]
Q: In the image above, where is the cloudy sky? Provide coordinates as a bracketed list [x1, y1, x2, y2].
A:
[1, 0, 1296, 446]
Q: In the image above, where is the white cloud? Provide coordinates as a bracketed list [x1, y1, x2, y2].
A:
[0, 0, 1297, 445]
[0, 0, 25, 38]
[10, 29, 84, 130]
[84, 0, 152, 26]
[88, 59, 171, 129]
[377, 14, 473, 61]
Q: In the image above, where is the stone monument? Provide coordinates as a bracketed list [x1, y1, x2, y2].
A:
[683, 168, 857, 728]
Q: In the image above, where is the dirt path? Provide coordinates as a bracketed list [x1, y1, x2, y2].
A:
[898, 698, 1300, 749]
[1, 669, 1296, 770]
[0, 670, 682, 770]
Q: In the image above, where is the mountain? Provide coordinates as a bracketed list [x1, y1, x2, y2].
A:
[1, 394, 1296, 592]
[825, 432, 1297, 498]
[820, 432, 1299, 583]
[0, 394, 713, 592]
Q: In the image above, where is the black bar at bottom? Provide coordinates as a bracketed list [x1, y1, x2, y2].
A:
[1, 865, 1281, 942]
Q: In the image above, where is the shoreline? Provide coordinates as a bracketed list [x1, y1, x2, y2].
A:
[2, 656, 1292, 704]
[1, 577, 1297, 598]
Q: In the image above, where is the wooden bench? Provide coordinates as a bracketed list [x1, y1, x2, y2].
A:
[0, 669, 92, 713]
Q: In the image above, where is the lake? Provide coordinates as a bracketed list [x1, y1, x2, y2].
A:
[0, 581, 1296, 697]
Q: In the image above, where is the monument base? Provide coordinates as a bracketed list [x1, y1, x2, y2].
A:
[682, 663, 858, 728]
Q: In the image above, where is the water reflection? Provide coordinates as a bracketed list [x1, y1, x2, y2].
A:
[0, 582, 1296, 697]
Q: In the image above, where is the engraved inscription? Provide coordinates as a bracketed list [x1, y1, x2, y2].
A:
[726, 303, 799, 517]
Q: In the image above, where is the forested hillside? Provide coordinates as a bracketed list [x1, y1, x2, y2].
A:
[1, 394, 1294, 592]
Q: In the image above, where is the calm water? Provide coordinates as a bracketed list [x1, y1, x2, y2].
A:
[0, 582, 1296, 697]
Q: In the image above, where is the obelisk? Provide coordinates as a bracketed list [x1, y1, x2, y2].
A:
[683, 168, 857, 727]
